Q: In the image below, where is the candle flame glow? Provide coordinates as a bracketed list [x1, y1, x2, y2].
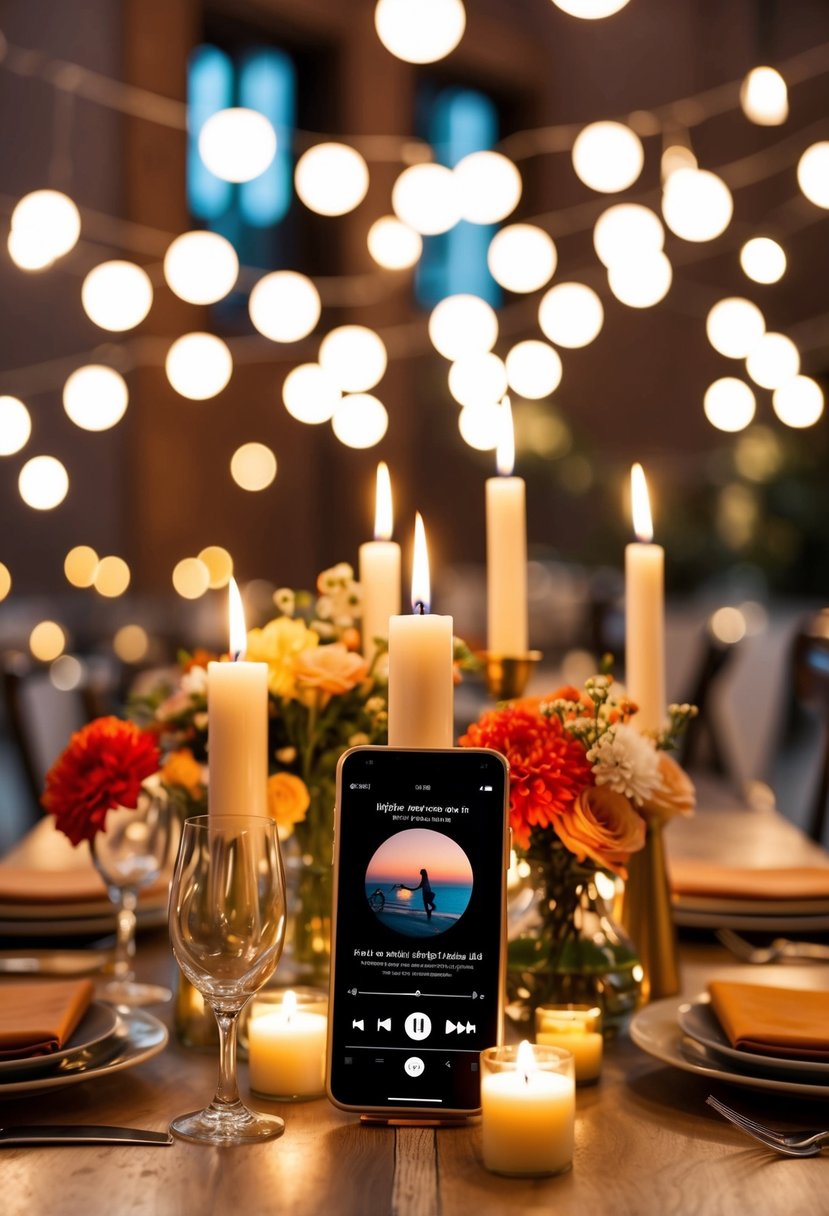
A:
[283, 989, 297, 1021]
[517, 1038, 537, 1083]
[496, 396, 515, 477]
[374, 460, 393, 540]
[411, 512, 431, 614]
[228, 576, 248, 659]
[630, 462, 654, 543]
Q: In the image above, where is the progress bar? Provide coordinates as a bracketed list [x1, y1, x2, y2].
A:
[357, 991, 478, 999]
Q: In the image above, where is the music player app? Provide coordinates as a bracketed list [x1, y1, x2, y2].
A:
[328, 747, 508, 1113]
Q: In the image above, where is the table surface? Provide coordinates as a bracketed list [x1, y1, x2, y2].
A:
[3, 804, 829, 1216]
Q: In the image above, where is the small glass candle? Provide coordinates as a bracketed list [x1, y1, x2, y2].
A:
[480, 1041, 575, 1177]
[535, 1004, 603, 1085]
[246, 988, 328, 1100]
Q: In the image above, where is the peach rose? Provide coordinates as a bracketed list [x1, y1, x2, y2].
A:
[294, 643, 369, 704]
[161, 748, 204, 798]
[642, 752, 695, 820]
[554, 786, 646, 878]
[267, 772, 311, 835]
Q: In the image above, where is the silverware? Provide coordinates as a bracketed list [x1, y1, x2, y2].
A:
[715, 928, 829, 965]
[706, 1095, 829, 1157]
[0, 950, 109, 977]
[0, 1125, 173, 1146]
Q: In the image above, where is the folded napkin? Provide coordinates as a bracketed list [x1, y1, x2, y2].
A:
[670, 859, 829, 901]
[0, 865, 169, 906]
[0, 978, 94, 1059]
[708, 979, 829, 1060]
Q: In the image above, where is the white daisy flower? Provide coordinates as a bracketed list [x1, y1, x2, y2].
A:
[588, 722, 661, 806]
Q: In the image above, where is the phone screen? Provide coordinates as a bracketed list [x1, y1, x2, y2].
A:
[328, 745, 508, 1115]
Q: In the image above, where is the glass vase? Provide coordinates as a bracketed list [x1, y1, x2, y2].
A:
[506, 849, 641, 1034]
[278, 782, 334, 987]
[617, 818, 681, 1004]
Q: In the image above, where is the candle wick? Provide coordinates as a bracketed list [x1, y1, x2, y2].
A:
[415, 600, 426, 615]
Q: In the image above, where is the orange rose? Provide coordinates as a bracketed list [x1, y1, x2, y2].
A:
[642, 752, 695, 820]
[554, 786, 646, 878]
[294, 643, 369, 704]
[161, 748, 204, 798]
[267, 773, 311, 834]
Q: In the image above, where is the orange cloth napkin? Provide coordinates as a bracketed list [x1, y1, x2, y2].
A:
[708, 980, 829, 1060]
[670, 859, 829, 901]
[0, 865, 168, 906]
[0, 978, 94, 1059]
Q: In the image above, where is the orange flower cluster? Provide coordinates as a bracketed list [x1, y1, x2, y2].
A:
[42, 716, 160, 846]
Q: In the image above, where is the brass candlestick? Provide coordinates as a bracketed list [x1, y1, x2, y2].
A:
[483, 651, 543, 700]
[618, 818, 680, 1004]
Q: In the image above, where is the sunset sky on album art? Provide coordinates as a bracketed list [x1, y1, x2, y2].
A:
[365, 828, 473, 888]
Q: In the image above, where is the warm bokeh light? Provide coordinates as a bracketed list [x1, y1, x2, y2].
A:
[163, 231, 239, 304]
[458, 401, 503, 450]
[230, 442, 277, 491]
[505, 340, 563, 399]
[709, 606, 747, 645]
[81, 261, 153, 332]
[538, 282, 603, 348]
[64, 545, 99, 588]
[453, 151, 522, 224]
[198, 107, 277, 182]
[172, 557, 210, 599]
[62, 365, 128, 431]
[366, 215, 423, 269]
[198, 545, 234, 588]
[740, 66, 788, 126]
[593, 204, 664, 266]
[772, 376, 824, 428]
[487, 223, 557, 293]
[0, 563, 11, 601]
[331, 393, 389, 448]
[50, 654, 84, 691]
[10, 190, 81, 265]
[447, 353, 508, 408]
[660, 144, 697, 181]
[572, 121, 643, 193]
[797, 142, 829, 209]
[745, 332, 800, 390]
[0, 395, 32, 455]
[94, 555, 131, 597]
[739, 236, 786, 284]
[552, 0, 631, 16]
[374, 0, 466, 64]
[295, 142, 370, 216]
[113, 624, 150, 664]
[704, 378, 757, 432]
[165, 333, 233, 399]
[282, 363, 341, 424]
[734, 426, 783, 483]
[18, 455, 69, 510]
[249, 271, 321, 342]
[428, 294, 498, 360]
[706, 297, 766, 359]
[607, 251, 672, 308]
[30, 620, 66, 662]
[391, 163, 459, 235]
[319, 326, 388, 392]
[662, 168, 733, 241]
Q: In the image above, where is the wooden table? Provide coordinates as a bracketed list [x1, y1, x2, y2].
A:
[3, 805, 829, 1216]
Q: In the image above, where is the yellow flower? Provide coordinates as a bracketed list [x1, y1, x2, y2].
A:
[267, 772, 311, 836]
[161, 748, 204, 798]
[245, 617, 319, 699]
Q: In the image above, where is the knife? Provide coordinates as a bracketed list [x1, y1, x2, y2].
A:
[0, 1125, 173, 1146]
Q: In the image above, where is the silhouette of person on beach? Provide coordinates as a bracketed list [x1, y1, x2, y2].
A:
[398, 869, 437, 920]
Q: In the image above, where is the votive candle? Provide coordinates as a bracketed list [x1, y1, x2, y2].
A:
[480, 1041, 575, 1177]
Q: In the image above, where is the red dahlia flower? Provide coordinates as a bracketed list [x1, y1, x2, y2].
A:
[42, 716, 160, 846]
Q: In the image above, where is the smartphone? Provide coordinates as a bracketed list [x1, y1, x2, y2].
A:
[327, 744, 509, 1120]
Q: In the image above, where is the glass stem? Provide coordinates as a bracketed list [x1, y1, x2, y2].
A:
[113, 886, 138, 983]
[212, 1008, 242, 1110]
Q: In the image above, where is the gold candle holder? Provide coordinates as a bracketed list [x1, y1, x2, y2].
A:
[482, 651, 543, 700]
[618, 819, 680, 1004]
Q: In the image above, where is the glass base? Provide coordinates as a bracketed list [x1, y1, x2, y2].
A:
[99, 979, 173, 1007]
[170, 1101, 285, 1145]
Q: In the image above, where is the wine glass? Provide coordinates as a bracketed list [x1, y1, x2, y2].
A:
[168, 814, 287, 1145]
[91, 779, 178, 1006]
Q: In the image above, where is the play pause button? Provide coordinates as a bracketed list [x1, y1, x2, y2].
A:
[445, 1020, 476, 1035]
[404, 1012, 432, 1041]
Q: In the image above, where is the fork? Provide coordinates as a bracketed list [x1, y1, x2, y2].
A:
[715, 927, 829, 965]
[706, 1095, 829, 1157]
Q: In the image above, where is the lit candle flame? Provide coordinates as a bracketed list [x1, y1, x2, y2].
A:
[517, 1038, 537, 1083]
[630, 462, 654, 543]
[411, 512, 431, 614]
[496, 396, 515, 477]
[283, 989, 297, 1022]
[228, 576, 248, 660]
[374, 461, 393, 541]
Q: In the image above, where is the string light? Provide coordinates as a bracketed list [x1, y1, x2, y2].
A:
[0, 564, 10, 602]
[331, 394, 389, 448]
[662, 167, 733, 241]
[198, 545, 234, 588]
[9, 190, 81, 267]
[458, 401, 503, 450]
[607, 251, 672, 308]
[392, 163, 459, 235]
[294, 143, 370, 216]
[248, 271, 321, 342]
[797, 142, 829, 209]
[572, 121, 644, 193]
[165, 333, 233, 400]
[706, 297, 765, 358]
[230, 443, 277, 491]
[62, 365, 128, 431]
[374, 0, 466, 64]
[0, 396, 32, 455]
[447, 353, 508, 408]
[172, 557, 210, 599]
[505, 341, 563, 399]
[704, 378, 756, 432]
[745, 332, 800, 390]
[18, 455, 69, 510]
[538, 282, 603, 348]
[593, 204, 664, 266]
[113, 624, 150, 663]
[487, 224, 557, 293]
[319, 326, 388, 392]
[367, 216, 422, 269]
[552, 0, 631, 17]
[740, 67, 789, 126]
[197, 108, 277, 182]
[453, 151, 522, 224]
[739, 236, 786, 284]
[29, 620, 66, 662]
[772, 376, 824, 428]
[93, 555, 130, 597]
[64, 545, 99, 587]
[282, 363, 341, 424]
[428, 294, 498, 360]
[163, 231, 239, 304]
[81, 261, 153, 332]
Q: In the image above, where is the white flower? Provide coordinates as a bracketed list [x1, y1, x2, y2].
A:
[181, 666, 208, 695]
[588, 722, 661, 806]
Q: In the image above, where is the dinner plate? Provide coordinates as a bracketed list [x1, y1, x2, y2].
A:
[672, 906, 829, 932]
[675, 895, 829, 916]
[677, 994, 829, 1079]
[0, 1007, 168, 1097]
[630, 995, 829, 1099]
[0, 1000, 119, 1078]
[0, 904, 168, 939]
